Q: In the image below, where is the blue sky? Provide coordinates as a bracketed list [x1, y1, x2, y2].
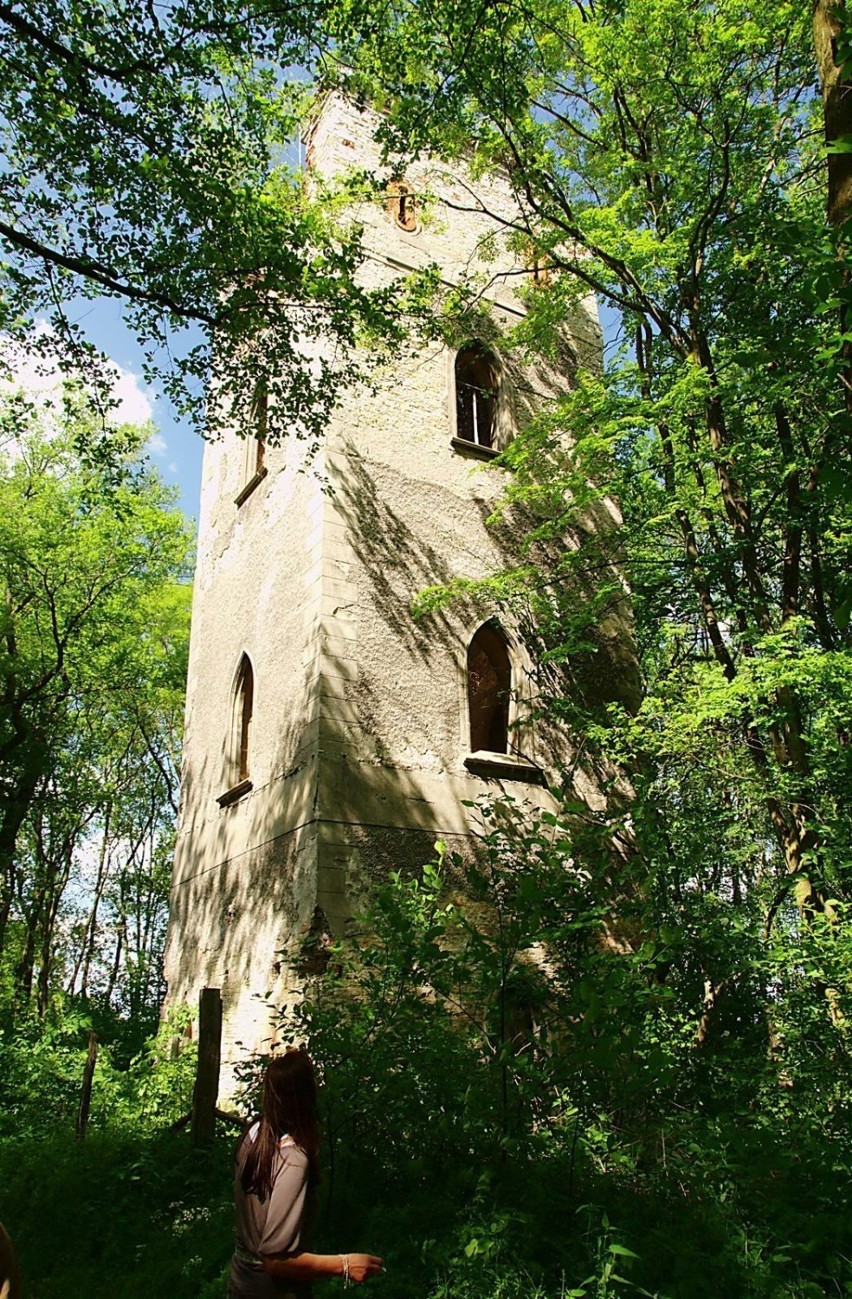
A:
[74, 297, 205, 522]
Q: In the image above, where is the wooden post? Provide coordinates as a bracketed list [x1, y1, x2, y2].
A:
[191, 986, 222, 1146]
[75, 1030, 98, 1139]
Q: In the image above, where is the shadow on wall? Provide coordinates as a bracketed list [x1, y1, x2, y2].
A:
[334, 404, 639, 818]
[330, 428, 638, 851]
[500, 342, 579, 437]
[336, 446, 457, 661]
[168, 648, 479, 1034]
[167, 699, 315, 1011]
[167, 385, 640, 1044]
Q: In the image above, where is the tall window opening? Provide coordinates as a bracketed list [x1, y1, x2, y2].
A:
[524, 239, 552, 287]
[467, 622, 511, 753]
[250, 379, 267, 477]
[529, 256, 551, 287]
[235, 380, 268, 506]
[455, 344, 499, 448]
[386, 180, 417, 231]
[234, 654, 254, 782]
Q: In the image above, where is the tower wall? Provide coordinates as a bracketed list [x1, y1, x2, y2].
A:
[164, 94, 609, 1078]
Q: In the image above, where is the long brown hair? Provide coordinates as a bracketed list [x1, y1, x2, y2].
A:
[240, 1049, 320, 1203]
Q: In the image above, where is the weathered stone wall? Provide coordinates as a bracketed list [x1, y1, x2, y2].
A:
[164, 93, 619, 1085]
[304, 93, 601, 370]
[163, 428, 329, 1061]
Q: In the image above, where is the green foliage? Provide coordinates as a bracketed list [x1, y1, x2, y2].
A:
[0, 405, 193, 1024]
[0, 6, 341, 440]
[3, 6, 852, 1299]
[0, 2, 456, 447]
[0, 995, 226, 1299]
[0, 1001, 197, 1139]
[0, 1124, 231, 1299]
[322, 17, 852, 1250]
[0, 992, 228, 1299]
[281, 826, 852, 1298]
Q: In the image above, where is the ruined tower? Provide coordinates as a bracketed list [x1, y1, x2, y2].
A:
[163, 94, 604, 1077]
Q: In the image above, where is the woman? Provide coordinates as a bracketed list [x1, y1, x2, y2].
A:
[0, 1222, 20, 1299]
[228, 1049, 382, 1297]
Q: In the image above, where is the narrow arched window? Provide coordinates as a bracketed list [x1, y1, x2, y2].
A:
[468, 623, 511, 753]
[234, 655, 254, 782]
[529, 256, 551, 287]
[455, 344, 499, 448]
[524, 239, 552, 287]
[235, 380, 269, 506]
[250, 379, 267, 476]
[386, 179, 417, 231]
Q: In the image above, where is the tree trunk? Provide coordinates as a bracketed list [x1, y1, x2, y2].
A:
[0, 759, 44, 953]
[70, 802, 112, 997]
[105, 919, 125, 1004]
[814, 0, 852, 226]
[814, 0, 852, 412]
[76, 1031, 98, 1139]
[33, 825, 78, 1016]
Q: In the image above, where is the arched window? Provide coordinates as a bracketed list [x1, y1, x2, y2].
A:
[234, 654, 254, 782]
[386, 179, 417, 232]
[455, 344, 499, 448]
[529, 256, 551, 287]
[467, 622, 511, 753]
[523, 239, 552, 287]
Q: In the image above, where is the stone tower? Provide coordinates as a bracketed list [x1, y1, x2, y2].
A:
[163, 93, 604, 1077]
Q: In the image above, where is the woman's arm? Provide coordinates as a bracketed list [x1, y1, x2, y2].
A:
[262, 1252, 383, 1285]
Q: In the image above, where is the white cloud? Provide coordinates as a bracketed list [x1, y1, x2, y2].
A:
[0, 328, 154, 428]
[109, 367, 153, 425]
[148, 432, 168, 457]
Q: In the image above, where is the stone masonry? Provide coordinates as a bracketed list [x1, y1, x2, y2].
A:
[162, 93, 610, 1084]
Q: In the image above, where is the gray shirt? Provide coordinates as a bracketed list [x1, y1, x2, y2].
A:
[227, 1124, 313, 1299]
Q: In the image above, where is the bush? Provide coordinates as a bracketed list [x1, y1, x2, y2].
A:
[278, 829, 852, 1299]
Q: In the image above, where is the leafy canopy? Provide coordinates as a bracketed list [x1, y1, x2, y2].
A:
[0, 1, 416, 446]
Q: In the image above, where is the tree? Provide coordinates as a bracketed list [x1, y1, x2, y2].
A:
[0, 0, 410, 447]
[327, 0, 851, 946]
[276, 28, 852, 1281]
[0, 402, 192, 1019]
[814, 0, 852, 228]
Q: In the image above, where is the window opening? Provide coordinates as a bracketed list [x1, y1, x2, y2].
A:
[468, 623, 511, 753]
[235, 381, 269, 506]
[386, 180, 417, 232]
[235, 655, 254, 782]
[530, 256, 551, 287]
[523, 240, 552, 287]
[250, 380, 267, 476]
[455, 345, 499, 448]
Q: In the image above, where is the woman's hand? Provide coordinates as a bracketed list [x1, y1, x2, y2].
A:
[263, 1250, 383, 1285]
[347, 1253, 383, 1284]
